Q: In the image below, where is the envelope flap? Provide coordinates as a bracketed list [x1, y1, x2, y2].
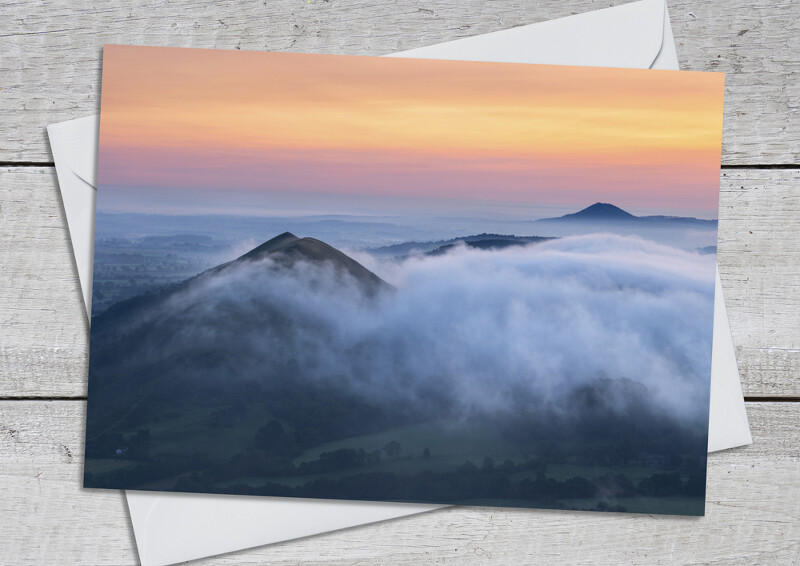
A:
[388, 0, 666, 70]
[127, 491, 442, 566]
[50, 115, 100, 187]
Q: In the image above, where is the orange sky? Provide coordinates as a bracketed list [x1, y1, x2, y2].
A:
[98, 45, 725, 217]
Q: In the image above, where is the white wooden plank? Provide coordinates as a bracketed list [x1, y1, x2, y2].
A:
[717, 169, 800, 397]
[0, 0, 798, 164]
[0, 168, 88, 397]
[2, 166, 797, 398]
[0, 400, 797, 565]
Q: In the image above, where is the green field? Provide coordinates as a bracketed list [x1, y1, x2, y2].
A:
[145, 401, 275, 461]
[296, 419, 525, 465]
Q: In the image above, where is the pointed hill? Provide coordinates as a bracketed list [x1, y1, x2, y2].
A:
[85, 234, 399, 454]
[550, 202, 636, 221]
[87, 233, 393, 427]
[231, 232, 389, 295]
[93, 233, 391, 329]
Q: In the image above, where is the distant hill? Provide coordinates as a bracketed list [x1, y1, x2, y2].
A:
[538, 203, 716, 227]
[427, 238, 545, 256]
[550, 202, 636, 221]
[696, 245, 717, 255]
[141, 234, 215, 246]
[369, 233, 554, 258]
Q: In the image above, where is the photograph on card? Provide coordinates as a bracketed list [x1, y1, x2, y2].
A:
[84, 45, 724, 515]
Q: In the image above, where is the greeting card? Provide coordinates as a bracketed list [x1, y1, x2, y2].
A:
[85, 45, 724, 515]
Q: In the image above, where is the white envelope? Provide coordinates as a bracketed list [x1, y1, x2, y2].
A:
[48, 1, 751, 564]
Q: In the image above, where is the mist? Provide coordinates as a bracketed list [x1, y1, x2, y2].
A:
[530, 219, 717, 251]
[102, 234, 714, 434]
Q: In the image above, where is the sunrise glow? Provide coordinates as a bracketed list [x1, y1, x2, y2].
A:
[98, 45, 725, 216]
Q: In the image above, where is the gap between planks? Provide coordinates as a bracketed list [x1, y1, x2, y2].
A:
[1, 162, 799, 169]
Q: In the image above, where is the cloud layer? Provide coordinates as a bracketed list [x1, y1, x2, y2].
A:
[131, 234, 715, 432]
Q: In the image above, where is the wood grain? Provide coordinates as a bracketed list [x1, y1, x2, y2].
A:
[1, 1, 798, 564]
[0, 400, 797, 565]
[0, 0, 798, 165]
[0, 168, 88, 398]
[2, 167, 797, 398]
[718, 169, 800, 397]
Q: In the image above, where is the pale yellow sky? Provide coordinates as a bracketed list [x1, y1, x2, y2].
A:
[98, 45, 725, 215]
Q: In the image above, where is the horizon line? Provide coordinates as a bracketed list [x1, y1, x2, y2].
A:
[95, 202, 721, 222]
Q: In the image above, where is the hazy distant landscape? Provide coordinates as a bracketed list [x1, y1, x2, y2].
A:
[91, 203, 717, 314]
[85, 203, 715, 515]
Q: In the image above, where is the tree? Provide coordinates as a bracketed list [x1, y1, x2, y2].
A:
[255, 419, 301, 457]
[383, 440, 402, 458]
[499, 459, 516, 474]
[422, 447, 431, 458]
[128, 429, 151, 458]
[638, 472, 683, 497]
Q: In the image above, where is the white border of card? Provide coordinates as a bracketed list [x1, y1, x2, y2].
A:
[48, 1, 751, 564]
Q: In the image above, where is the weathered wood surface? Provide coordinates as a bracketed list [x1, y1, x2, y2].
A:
[717, 169, 800, 398]
[2, 167, 797, 398]
[1, 401, 798, 565]
[1, 0, 799, 564]
[1, 0, 799, 165]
